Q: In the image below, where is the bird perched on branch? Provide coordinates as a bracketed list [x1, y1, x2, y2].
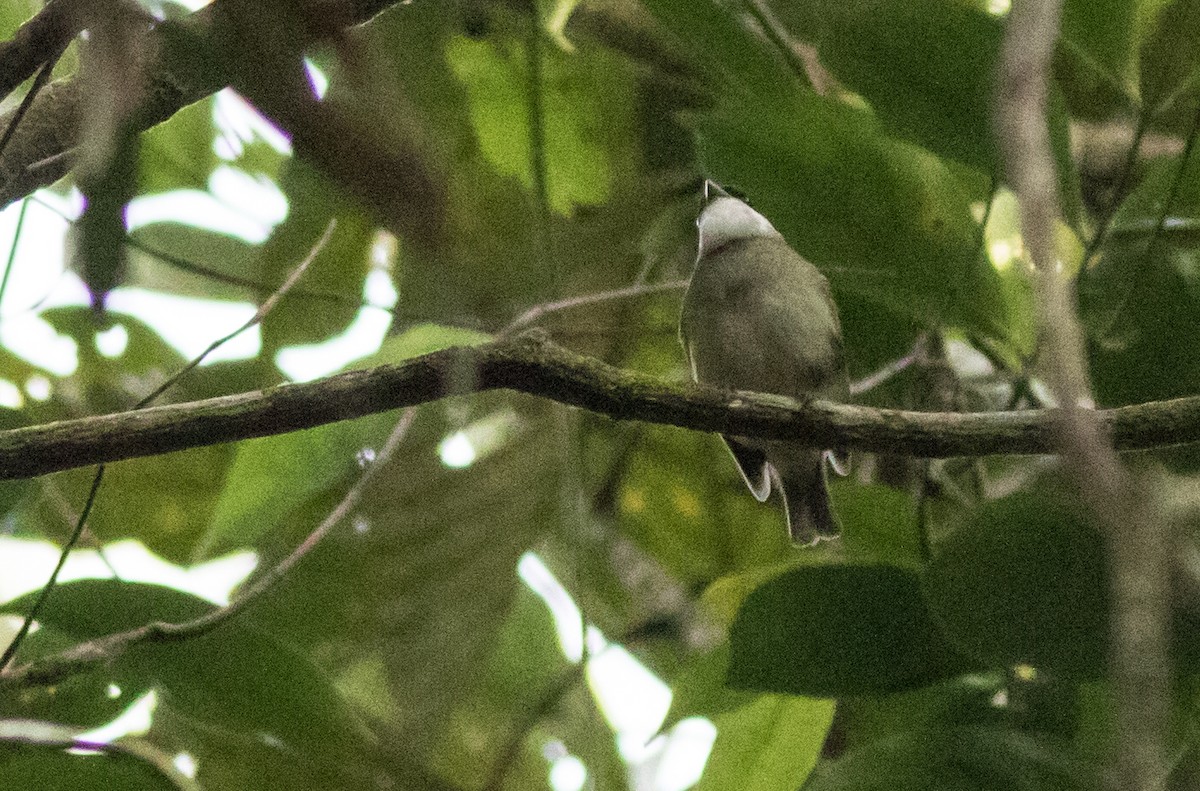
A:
[679, 181, 850, 544]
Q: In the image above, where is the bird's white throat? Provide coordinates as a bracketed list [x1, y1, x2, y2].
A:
[697, 196, 781, 257]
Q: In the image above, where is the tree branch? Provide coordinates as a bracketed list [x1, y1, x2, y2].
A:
[0, 0, 414, 216]
[0, 330, 1198, 480]
[998, 2, 1167, 789]
[0, 0, 81, 105]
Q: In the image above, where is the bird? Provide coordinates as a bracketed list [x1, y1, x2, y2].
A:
[679, 181, 849, 544]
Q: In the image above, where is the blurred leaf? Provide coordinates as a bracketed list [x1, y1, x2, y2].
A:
[0, 580, 373, 771]
[616, 426, 791, 587]
[127, 223, 260, 301]
[1139, 0, 1200, 122]
[770, 0, 1083, 225]
[696, 95, 1010, 343]
[138, 96, 217, 194]
[147, 701, 386, 791]
[0, 1, 39, 41]
[233, 387, 562, 764]
[663, 646, 754, 731]
[728, 564, 970, 696]
[811, 675, 1100, 790]
[0, 626, 136, 730]
[0, 738, 183, 791]
[835, 483, 924, 569]
[447, 34, 619, 213]
[697, 694, 833, 791]
[258, 161, 375, 355]
[200, 323, 491, 557]
[1061, 0, 1144, 100]
[640, 0, 800, 104]
[923, 482, 1109, 678]
[806, 724, 1095, 791]
[799, 0, 1001, 172]
[1082, 151, 1200, 412]
[427, 585, 574, 789]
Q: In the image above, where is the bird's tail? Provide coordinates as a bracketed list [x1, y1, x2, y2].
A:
[775, 455, 839, 545]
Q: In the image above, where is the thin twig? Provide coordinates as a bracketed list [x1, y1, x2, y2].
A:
[136, 220, 336, 406]
[0, 221, 333, 671]
[0, 47, 64, 163]
[849, 350, 919, 396]
[0, 198, 29, 311]
[503, 279, 688, 335]
[742, 0, 811, 87]
[1081, 111, 1150, 271]
[1094, 99, 1200, 343]
[149, 406, 416, 641]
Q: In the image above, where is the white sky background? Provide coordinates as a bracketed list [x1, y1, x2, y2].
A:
[0, 74, 716, 790]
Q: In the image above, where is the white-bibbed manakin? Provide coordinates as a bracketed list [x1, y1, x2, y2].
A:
[679, 181, 850, 545]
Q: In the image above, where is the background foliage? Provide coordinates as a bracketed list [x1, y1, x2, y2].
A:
[0, 0, 1199, 789]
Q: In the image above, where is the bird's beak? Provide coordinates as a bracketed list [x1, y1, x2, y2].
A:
[703, 180, 730, 204]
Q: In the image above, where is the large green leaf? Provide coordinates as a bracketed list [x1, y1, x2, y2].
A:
[922, 483, 1109, 678]
[1082, 150, 1200, 414]
[696, 94, 1010, 342]
[1138, 0, 1200, 123]
[0, 580, 373, 772]
[697, 694, 833, 791]
[257, 161, 376, 355]
[230, 389, 564, 765]
[200, 323, 491, 557]
[727, 564, 970, 696]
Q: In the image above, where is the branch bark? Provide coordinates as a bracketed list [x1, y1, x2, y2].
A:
[1, 330, 1199, 480]
[0, 0, 412, 217]
[998, 2, 1167, 789]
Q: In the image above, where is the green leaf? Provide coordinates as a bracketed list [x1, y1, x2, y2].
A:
[237, 397, 562, 763]
[1061, 0, 1144, 102]
[616, 427, 792, 587]
[663, 646, 755, 732]
[697, 695, 833, 791]
[1082, 151, 1200, 411]
[696, 95, 1011, 342]
[1139, 0, 1200, 120]
[0, 580, 372, 769]
[806, 0, 1002, 173]
[0, 738, 183, 791]
[446, 35, 619, 213]
[640, 0, 800, 104]
[922, 483, 1109, 678]
[127, 223, 260, 301]
[138, 96, 218, 195]
[258, 161, 375, 355]
[200, 323, 491, 556]
[728, 565, 970, 696]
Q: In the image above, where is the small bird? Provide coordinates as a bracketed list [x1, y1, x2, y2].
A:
[679, 181, 849, 544]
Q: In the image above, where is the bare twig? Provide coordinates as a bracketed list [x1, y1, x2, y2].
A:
[998, 2, 1167, 789]
[849, 349, 918, 396]
[503, 279, 688, 335]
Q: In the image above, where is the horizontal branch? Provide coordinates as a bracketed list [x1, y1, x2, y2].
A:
[0, 331, 1198, 479]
